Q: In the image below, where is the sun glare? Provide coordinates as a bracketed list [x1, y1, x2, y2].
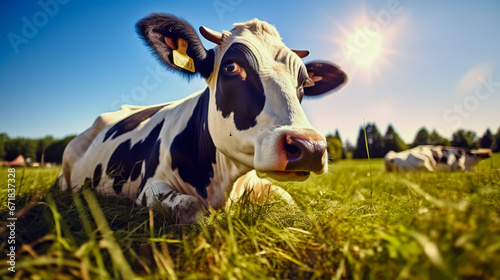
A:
[327, 7, 403, 83]
[346, 29, 384, 68]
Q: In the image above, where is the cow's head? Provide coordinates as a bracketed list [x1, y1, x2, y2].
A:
[464, 148, 492, 170]
[137, 14, 348, 181]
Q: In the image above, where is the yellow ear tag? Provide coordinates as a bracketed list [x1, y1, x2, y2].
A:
[172, 38, 195, 73]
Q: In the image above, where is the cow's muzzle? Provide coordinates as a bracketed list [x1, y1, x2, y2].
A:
[254, 127, 327, 180]
[282, 133, 326, 172]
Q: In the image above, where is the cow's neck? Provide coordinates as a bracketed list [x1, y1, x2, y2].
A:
[207, 150, 252, 209]
[170, 88, 251, 208]
[170, 88, 216, 199]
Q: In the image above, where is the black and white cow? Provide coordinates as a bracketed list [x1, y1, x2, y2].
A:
[61, 14, 348, 223]
[385, 145, 492, 172]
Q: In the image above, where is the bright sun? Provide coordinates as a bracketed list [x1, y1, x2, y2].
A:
[327, 9, 402, 83]
[346, 29, 384, 68]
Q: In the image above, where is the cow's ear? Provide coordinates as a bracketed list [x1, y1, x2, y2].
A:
[137, 13, 214, 78]
[303, 61, 348, 97]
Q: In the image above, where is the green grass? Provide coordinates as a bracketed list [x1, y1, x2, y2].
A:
[1, 155, 500, 279]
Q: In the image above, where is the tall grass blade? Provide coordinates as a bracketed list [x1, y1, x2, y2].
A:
[363, 121, 373, 200]
[82, 189, 138, 280]
[149, 208, 177, 280]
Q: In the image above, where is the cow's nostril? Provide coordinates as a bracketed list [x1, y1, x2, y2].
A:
[284, 136, 302, 158]
[279, 132, 326, 173]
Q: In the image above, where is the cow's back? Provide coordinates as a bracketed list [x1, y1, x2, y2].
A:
[384, 147, 435, 172]
[61, 104, 160, 190]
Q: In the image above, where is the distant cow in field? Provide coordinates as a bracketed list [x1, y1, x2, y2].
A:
[384, 145, 492, 172]
[61, 14, 348, 223]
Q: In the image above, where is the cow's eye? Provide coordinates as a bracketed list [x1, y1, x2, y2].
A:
[224, 62, 240, 75]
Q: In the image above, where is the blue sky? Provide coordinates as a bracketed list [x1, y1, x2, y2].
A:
[1, 0, 499, 145]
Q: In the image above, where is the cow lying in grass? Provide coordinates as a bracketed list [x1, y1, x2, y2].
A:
[61, 13, 348, 223]
[385, 145, 492, 172]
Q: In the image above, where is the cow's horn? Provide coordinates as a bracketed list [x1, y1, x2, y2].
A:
[290, 49, 310, 58]
[199, 26, 223, 45]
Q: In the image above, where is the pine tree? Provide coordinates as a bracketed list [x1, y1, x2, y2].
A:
[492, 126, 500, 152]
[413, 127, 430, 147]
[353, 123, 385, 158]
[479, 129, 494, 149]
[429, 130, 450, 146]
[384, 125, 407, 153]
[353, 126, 368, 159]
[333, 129, 346, 159]
[326, 133, 343, 162]
[368, 123, 385, 158]
[334, 129, 341, 140]
[451, 129, 478, 149]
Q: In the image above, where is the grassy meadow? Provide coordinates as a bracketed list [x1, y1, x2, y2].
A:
[1, 155, 500, 279]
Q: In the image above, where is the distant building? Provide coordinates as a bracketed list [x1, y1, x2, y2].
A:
[2, 155, 26, 167]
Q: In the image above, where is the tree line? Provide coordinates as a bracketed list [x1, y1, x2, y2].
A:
[1, 124, 499, 164]
[326, 125, 500, 160]
[0, 133, 75, 164]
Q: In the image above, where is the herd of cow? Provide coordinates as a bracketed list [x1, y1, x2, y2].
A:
[60, 13, 493, 223]
[384, 145, 491, 172]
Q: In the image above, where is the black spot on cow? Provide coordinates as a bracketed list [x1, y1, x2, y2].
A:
[138, 138, 161, 196]
[131, 161, 142, 182]
[106, 120, 164, 195]
[440, 156, 448, 163]
[157, 192, 169, 202]
[170, 192, 178, 202]
[431, 149, 440, 162]
[103, 105, 166, 142]
[462, 148, 474, 157]
[457, 148, 465, 160]
[106, 140, 132, 193]
[215, 43, 265, 131]
[83, 177, 92, 189]
[158, 191, 175, 202]
[441, 148, 449, 163]
[83, 164, 102, 189]
[171, 88, 216, 199]
[93, 164, 102, 188]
